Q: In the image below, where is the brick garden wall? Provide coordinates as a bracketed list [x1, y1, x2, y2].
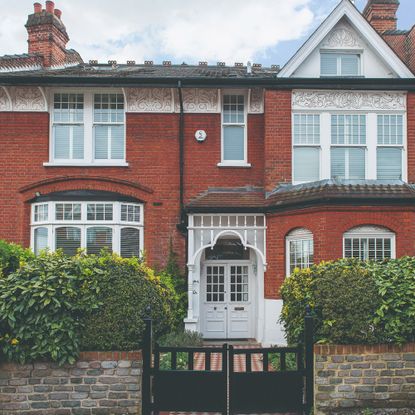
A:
[314, 343, 415, 415]
[0, 351, 142, 415]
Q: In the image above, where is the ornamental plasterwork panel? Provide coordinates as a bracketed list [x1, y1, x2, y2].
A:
[125, 88, 173, 112]
[292, 90, 406, 111]
[249, 88, 264, 113]
[321, 22, 362, 49]
[0, 87, 11, 111]
[8, 87, 47, 111]
[175, 88, 220, 113]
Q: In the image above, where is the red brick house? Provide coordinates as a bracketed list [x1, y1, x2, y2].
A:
[0, 0, 414, 344]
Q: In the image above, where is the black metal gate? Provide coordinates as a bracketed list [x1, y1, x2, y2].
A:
[142, 311, 314, 415]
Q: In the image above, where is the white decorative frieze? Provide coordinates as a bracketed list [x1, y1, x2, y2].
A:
[7, 86, 47, 112]
[292, 90, 406, 111]
[125, 88, 173, 112]
[249, 88, 264, 113]
[0, 87, 11, 111]
[176, 88, 220, 113]
[321, 23, 362, 49]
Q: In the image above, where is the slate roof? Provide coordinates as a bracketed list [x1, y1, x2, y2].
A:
[186, 180, 415, 212]
[0, 62, 279, 79]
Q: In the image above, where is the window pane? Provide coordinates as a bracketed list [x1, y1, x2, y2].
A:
[331, 147, 365, 180]
[344, 237, 392, 261]
[94, 125, 109, 159]
[341, 54, 359, 76]
[288, 238, 314, 274]
[34, 227, 48, 255]
[54, 93, 84, 123]
[321, 53, 338, 76]
[293, 147, 320, 182]
[54, 125, 70, 159]
[55, 227, 81, 256]
[110, 125, 125, 159]
[87, 204, 113, 221]
[377, 148, 402, 180]
[56, 203, 81, 221]
[293, 114, 320, 144]
[223, 95, 244, 124]
[34, 204, 48, 222]
[223, 126, 244, 161]
[121, 204, 140, 223]
[72, 126, 84, 159]
[120, 228, 140, 258]
[87, 227, 113, 255]
[377, 115, 403, 145]
[94, 93, 124, 123]
[331, 115, 366, 145]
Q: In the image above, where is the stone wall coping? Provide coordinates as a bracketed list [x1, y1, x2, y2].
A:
[78, 350, 142, 361]
[314, 343, 415, 355]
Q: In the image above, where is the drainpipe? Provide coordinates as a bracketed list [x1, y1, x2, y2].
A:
[176, 80, 187, 235]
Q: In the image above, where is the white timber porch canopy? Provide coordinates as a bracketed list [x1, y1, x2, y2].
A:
[185, 213, 267, 340]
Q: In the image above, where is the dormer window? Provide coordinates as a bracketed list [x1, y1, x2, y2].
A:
[320, 52, 361, 77]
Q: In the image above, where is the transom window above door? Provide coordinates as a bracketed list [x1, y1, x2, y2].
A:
[205, 238, 250, 261]
[46, 90, 127, 167]
[31, 200, 143, 257]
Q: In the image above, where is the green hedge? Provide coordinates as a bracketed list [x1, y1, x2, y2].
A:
[280, 258, 415, 345]
[0, 241, 183, 364]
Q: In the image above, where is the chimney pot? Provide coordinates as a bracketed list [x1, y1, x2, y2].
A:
[45, 1, 55, 14]
[54, 8, 62, 19]
[33, 2, 42, 13]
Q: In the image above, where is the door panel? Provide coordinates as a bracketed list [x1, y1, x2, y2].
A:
[202, 263, 253, 339]
[228, 265, 251, 339]
[204, 265, 227, 339]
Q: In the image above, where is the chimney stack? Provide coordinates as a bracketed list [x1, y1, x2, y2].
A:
[363, 0, 400, 34]
[33, 2, 42, 13]
[25, 2, 69, 67]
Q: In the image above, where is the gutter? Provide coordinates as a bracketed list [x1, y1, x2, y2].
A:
[1, 76, 415, 90]
[176, 80, 187, 235]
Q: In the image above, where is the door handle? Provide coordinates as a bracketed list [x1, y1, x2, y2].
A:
[224, 307, 227, 310]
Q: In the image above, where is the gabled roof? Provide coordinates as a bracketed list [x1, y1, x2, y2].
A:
[278, 0, 414, 78]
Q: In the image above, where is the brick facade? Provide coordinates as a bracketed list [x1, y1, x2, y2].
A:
[314, 343, 415, 415]
[0, 352, 142, 414]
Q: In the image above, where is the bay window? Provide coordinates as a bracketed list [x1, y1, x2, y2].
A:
[48, 90, 126, 166]
[31, 201, 143, 257]
[292, 111, 406, 184]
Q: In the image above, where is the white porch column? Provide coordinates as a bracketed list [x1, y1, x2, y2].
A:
[185, 215, 198, 332]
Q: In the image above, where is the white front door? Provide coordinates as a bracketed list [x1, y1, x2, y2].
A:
[202, 263, 254, 339]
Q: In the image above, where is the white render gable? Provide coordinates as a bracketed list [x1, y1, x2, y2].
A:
[278, 0, 414, 79]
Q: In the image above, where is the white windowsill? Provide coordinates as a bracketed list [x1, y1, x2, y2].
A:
[217, 162, 252, 168]
[43, 161, 129, 167]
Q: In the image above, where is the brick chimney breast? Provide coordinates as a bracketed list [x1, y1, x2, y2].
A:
[363, 0, 400, 34]
[25, 2, 70, 67]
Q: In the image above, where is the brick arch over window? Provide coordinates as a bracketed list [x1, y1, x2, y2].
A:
[19, 176, 154, 203]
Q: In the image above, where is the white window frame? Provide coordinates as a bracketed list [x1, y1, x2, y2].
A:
[292, 110, 407, 184]
[343, 226, 396, 260]
[31, 201, 144, 256]
[292, 113, 321, 184]
[44, 88, 128, 167]
[285, 228, 314, 276]
[218, 90, 250, 168]
[320, 50, 362, 77]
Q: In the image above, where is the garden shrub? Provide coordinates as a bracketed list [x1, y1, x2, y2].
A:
[79, 254, 178, 351]
[0, 251, 100, 364]
[0, 239, 34, 277]
[280, 258, 415, 345]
